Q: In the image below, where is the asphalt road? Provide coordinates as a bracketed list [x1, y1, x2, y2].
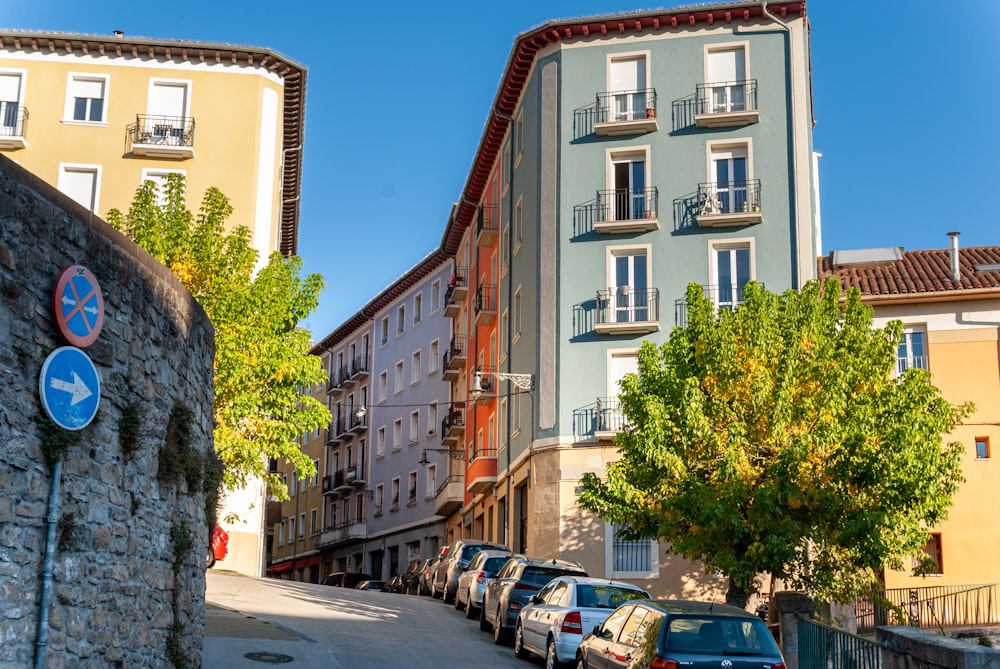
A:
[205, 572, 540, 668]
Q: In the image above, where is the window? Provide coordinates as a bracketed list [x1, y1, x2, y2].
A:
[428, 402, 438, 435]
[312, 460, 320, 486]
[380, 317, 389, 346]
[502, 141, 511, 193]
[515, 111, 524, 162]
[396, 306, 405, 335]
[488, 415, 495, 457]
[278, 520, 285, 545]
[916, 533, 944, 575]
[609, 54, 649, 121]
[707, 143, 754, 215]
[145, 79, 189, 134]
[705, 45, 749, 113]
[409, 411, 420, 444]
[514, 287, 522, 338]
[391, 477, 400, 508]
[605, 523, 659, 579]
[411, 351, 421, 384]
[408, 471, 418, 502]
[514, 198, 523, 250]
[376, 426, 386, 457]
[512, 392, 521, 437]
[606, 247, 651, 324]
[499, 398, 508, 449]
[393, 419, 402, 451]
[429, 340, 440, 374]
[374, 483, 384, 515]
[500, 310, 509, 361]
[609, 151, 649, 221]
[976, 437, 990, 460]
[289, 472, 297, 497]
[65, 73, 108, 123]
[426, 464, 437, 497]
[501, 223, 510, 274]
[378, 371, 387, 402]
[711, 242, 753, 310]
[310, 508, 318, 535]
[431, 280, 441, 313]
[0, 71, 25, 134]
[287, 516, 295, 543]
[395, 361, 404, 393]
[57, 164, 101, 213]
[300, 471, 308, 493]
[897, 326, 928, 375]
[413, 293, 423, 324]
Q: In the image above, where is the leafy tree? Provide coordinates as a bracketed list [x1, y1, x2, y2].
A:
[579, 279, 970, 607]
[106, 175, 330, 499]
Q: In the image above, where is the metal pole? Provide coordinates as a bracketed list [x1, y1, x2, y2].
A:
[35, 459, 63, 669]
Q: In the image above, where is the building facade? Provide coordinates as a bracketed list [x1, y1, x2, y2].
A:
[0, 30, 307, 576]
[819, 236, 1000, 591]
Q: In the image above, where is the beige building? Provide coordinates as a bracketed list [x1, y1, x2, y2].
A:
[0, 30, 307, 576]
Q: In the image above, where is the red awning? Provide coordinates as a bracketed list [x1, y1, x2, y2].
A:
[269, 562, 293, 573]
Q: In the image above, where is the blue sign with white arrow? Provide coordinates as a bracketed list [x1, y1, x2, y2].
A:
[39, 346, 101, 431]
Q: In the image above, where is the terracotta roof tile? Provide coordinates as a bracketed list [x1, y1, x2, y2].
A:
[817, 246, 1000, 297]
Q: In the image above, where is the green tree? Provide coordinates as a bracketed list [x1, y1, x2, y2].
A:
[107, 175, 330, 498]
[578, 279, 969, 607]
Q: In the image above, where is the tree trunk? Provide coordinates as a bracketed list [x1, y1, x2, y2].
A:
[725, 577, 751, 610]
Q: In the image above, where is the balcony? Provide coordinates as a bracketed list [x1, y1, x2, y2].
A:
[325, 422, 343, 445]
[0, 104, 28, 149]
[317, 520, 367, 548]
[434, 475, 464, 516]
[696, 180, 763, 228]
[322, 474, 334, 495]
[694, 80, 759, 128]
[595, 187, 659, 234]
[444, 267, 468, 317]
[466, 455, 497, 495]
[595, 288, 661, 335]
[442, 334, 467, 382]
[896, 355, 929, 377]
[348, 412, 368, 434]
[474, 284, 496, 326]
[441, 409, 465, 446]
[594, 89, 658, 136]
[477, 205, 498, 247]
[674, 283, 759, 327]
[333, 467, 365, 493]
[349, 355, 370, 381]
[594, 397, 625, 441]
[129, 114, 195, 159]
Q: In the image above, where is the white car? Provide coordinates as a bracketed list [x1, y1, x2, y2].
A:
[513, 575, 651, 669]
[454, 548, 511, 619]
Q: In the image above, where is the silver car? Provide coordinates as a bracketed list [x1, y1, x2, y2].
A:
[454, 549, 512, 619]
[514, 575, 650, 669]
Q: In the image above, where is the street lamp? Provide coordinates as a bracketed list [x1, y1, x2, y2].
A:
[417, 448, 467, 466]
[470, 369, 533, 397]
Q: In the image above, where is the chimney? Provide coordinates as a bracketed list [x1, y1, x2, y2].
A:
[113, 30, 124, 37]
[947, 231, 961, 282]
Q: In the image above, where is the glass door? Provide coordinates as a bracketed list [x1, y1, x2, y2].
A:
[613, 252, 648, 322]
[610, 57, 646, 121]
[707, 48, 746, 113]
[612, 157, 646, 221]
[712, 149, 748, 214]
[714, 247, 751, 310]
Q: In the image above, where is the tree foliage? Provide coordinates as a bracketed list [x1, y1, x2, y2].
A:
[106, 175, 330, 498]
[578, 279, 970, 606]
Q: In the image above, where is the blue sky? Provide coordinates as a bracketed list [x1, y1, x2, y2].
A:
[7, 1, 1000, 339]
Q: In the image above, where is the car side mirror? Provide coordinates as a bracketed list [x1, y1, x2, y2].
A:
[531, 594, 544, 604]
[595, 625, 607, 637]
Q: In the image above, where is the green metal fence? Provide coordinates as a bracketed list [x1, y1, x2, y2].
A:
[856, 583, 999, 634]
[798, 615, 880, 669]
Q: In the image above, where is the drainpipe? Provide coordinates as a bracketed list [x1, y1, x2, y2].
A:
[35, 460, 63, 669]
[948, 231, 961, 282]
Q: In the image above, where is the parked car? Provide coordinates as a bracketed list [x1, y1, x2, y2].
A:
[454, 548, 512, 619]
[514, 576, 651, 668]
[385, 574, 408, 593]
[481, 555, 588, 645]
[207, 525, 228, 568]
[355, 580, 386, 591]
[403, 558, 424, 595]
[321, 571, 372, 588]
[419, 549, 446, 596]
[431, 539, 508, 603]
[575, 599, 785, 669]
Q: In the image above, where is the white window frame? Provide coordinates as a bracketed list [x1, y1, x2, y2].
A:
[499, 398, 508, 449]
[604, 522, 659, 579]
[310, 508, 318, 535]
[409, 410, 420, 445]
[707, 237, 756, 309]
[312, 460, 320, 486]
[411, 350, 421, 385]
[146, 77, 192, 118]
[375, 483, 384, 515]
[57, 163, 102, 213]
[428, 402, 438, 436]
[396, 306, 405, 335]
[514, 197, 523, 253]
[500, 310, 509, 361]
[141, 168, 186, 205]
[407, 471, 418, 502]
[380, 317, 389, 346]
[606, 243, 653, 322]
[431, 279, 442, 313]
[515, 110, 524, 166]
[63, 72, 110, 125]
[376, 426, 386, 458]
[391, 477, 400, 508]
[513, 286, 523, 342]
[393, 419, 403, 451]
[426, 464, 437, 498]
[394, 361, 404, 394]
[606, 51, 652, 119]
[429, 340, 440, 374]
[378, 371, 388, 402]
[413, 292, 423, 325]
[702, 41, 751, 113]
[897, 325, 929, 375]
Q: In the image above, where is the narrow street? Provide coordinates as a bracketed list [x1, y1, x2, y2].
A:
[205, 572, 537, 668]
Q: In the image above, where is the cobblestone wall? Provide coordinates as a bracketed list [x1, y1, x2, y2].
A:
[0, 156, 215, 667]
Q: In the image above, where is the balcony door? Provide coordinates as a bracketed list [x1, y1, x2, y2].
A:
[612, 157, 646, 221]
[713, 245, 751, 310]
[610, 57, 646, 121]
[711, 148, 748, 214]
[707, 47, 747, 113]
[603, 351, 637, 432]
[612, 251, 649, 323]
[146, 80, 188, 137]
[0, 72, 22, 133]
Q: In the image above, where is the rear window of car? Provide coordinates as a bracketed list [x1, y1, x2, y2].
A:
[483, 556, 508, 572]
[664, 616, 780, 656]
[577, 584, 651, 609]
[461, 545, 488, 561]
[520, 566, 585, 587]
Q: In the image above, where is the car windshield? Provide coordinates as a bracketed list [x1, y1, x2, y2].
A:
[576, 585, 650, 609]
[461, 545, 488, 561]
[664, 616, 781, 656]
[483, 556, 508, 572]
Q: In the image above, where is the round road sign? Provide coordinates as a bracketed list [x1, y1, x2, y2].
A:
[39, 346, 101, 431]
[53, 265, 105, 347]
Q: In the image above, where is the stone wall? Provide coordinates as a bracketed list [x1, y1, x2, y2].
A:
[0, 156, 215, 667]
[879, 626, 1000, 669]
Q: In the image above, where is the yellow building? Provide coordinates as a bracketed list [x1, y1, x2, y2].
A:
[0, 30, 305, 259]
[820, 236, 1000, 592]
[0, 30, 307, 576]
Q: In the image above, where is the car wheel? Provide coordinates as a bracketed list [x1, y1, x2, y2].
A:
[575, 654, 587, 669]
[546, 637, 567, 669]
[493, 606, 510, 645]
[444, 587, 455, 605]
[479, 605, 492, 632]
[431, 582, 441, 599]
[514, 622, 531, 660]
[454, 591, 464, 610]
[465, 601, 479, 620]
[206, 550, 216, 569]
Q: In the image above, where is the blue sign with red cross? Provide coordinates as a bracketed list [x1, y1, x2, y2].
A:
[53, 265, 105, 347]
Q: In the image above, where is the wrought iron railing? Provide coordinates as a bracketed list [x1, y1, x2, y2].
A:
[445, 266, 467, 302]
[478, 204, 498, 236]
[443, 334, 466, 368]
[698, 179, 762, 217]
[0, 103, 28, 137]
[595, 88, 657, 123]
[596, 187, 658, 223]
[475, 284, 496, 314]
[442, 409, 464, 433]
[129, 114, 195, 148]
[798, 615, 880, 669]
[674, 283, 760, 326]
[349, 354, 369, 377]
[595, 397, 625, 433]
[596, 288, 660, 325]
[695, 79, 758, 116]
[856, 583, 1000, 634]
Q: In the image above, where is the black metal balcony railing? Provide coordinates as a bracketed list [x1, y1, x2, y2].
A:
[674, 283, 758, 327]
[129, 114, 195, 148]
[595, 287, 660, 325]
[595, 397, 626, 433]
[475, 285, 496, 314]
[443, 334, 466, 368]
[445, 266, 467, 303]
[0, 103, 28, 137]
[442, 409, 464, 433]
[595, 89, 657, 123]
[478, 205, 498, 236]
[349, 355, 369, 378]
[695, 79, 758, 116]
[596, 187, 659, 223]
[698, 179, 761, 217]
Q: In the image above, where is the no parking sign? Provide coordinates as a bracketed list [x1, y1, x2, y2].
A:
[53, 265, 105, 348]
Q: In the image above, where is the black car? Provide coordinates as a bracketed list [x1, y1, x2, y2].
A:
[575, 599, 785, 669]
[480, 555, 588, 645]
[431, 539, 509, 603]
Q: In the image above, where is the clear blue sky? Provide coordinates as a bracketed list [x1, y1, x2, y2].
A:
[8, 1, 1000, 339]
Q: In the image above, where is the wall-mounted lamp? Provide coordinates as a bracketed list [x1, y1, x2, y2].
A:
[471, 369, 533, 398]
[418, 448, 467, 466]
